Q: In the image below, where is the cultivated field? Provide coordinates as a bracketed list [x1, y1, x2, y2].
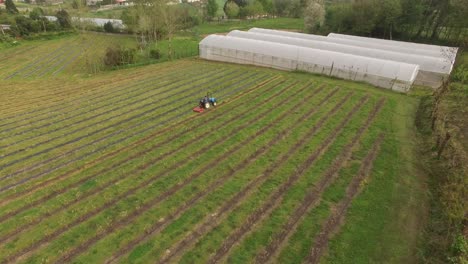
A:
[0, 52, 424, 262]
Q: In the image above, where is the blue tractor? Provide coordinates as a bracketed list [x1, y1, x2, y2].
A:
[193, 93, 217, 113]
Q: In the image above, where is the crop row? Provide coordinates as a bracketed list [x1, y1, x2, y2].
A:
[0, 77, 319, 262]
[2, 33, 108, 80]
[4, 37, 82, 80]
[252, 98, 385, 263]
[163, 95, 379, 264]
[0, 78, 292, 246]
[0, 60, 392, 263]
[0, 60, 194, 128]
[0, 67, 237, 174]
[0, 35, 165, 116]
[306, 133, 385, 263]
[0, 66, 229, 152]
[43, 87, 354, 262]
[0, 71, 278, 208]
[0, 77, 290, 238]
[0, 68, 272, 193]
[0, 75, 280, 214]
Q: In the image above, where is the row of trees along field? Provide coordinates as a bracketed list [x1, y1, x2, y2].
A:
[306, 0, 467, 46]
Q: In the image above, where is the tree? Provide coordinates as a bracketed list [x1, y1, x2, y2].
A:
[56, 9, 72, 29]
[224, 1, 240, 18]
[104, 21, 115, 33]
[304, 0, 325, 33]
[376, 0, 402, 39]
[257, 0, 273, 15]
[239, 0, 264, 18]
[206, 0, 218, 19]
[5, 0, 19, 15]
[29, 7, 44, 20]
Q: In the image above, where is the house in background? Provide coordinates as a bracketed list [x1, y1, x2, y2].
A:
[0, 0, 4, 4]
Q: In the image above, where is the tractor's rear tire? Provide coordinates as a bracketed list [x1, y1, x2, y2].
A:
[205, 103, 210, 109]
[213, 102, 217, 106]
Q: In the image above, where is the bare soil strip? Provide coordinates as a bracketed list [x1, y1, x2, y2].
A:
[0, 79, 291, 244]
[5, 43, 73, 79]
[0, 65, 210, 145]
[0, 68, 229, 157]
[153, 88, 345, 264]
[306, 133, 385, 264]
[254, 98, 386, 263]
[206, 95, 370, 264]
[0, 69, 242, 170]
[0, 71, 266, 190]
[2, 78, 291, 263]
[56, 82, 322, 263]
[0, 61, 188, 122]
[104, 84, 333, 263]
[0, 76, 279, 207]
[1, 54, 158, 112]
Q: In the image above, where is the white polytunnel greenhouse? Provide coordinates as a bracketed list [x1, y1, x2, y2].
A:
[249, 28, 458, 62]
[228, 30, 452, 88]
[328, 33, 458, 62]
[199, 34, 420, 92]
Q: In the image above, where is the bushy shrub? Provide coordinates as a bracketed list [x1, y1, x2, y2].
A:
[103, 46, 136, 67]
[451, 65, 468, 84]
[224, 1, 240, 18]
[149, 48, 161, 59]
[103, 21, 115, 33]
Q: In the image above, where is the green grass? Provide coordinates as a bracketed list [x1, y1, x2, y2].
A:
[0, 41, 428, 264]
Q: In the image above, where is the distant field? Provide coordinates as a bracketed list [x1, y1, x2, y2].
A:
[0, 33, 198, 78]
[0, 54, 425, 263]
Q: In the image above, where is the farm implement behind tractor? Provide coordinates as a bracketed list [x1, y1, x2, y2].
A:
[193, 93, 217, 113]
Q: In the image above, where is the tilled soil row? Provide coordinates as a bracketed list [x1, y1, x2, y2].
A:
[2, 78, 294, 263]
[58, 82, 323, 263]
[0, 71, 266, 190]
[0, 68, 230, 158]
[254, 98, 386, 263]
[5, 43, 74, 80]
[1, 65, 212, 144]
[0, 61, 189, 123]
[153, 88, 343, 264]
[0, 76, 280, 206]
[24, 43, 84, 78]
[0, 79, 292, 244]
[43, 82, 311, 263]
[306, 133, 385, 264]
[207, 95, 370, 264]
[0, 69, 244, 170]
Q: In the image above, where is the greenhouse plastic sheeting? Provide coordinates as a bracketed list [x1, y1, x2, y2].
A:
[229, 30, 452, 74]
[229, 30, 451, 88]
[328, 33, 458, 62]
[199, 35, 420, 92]
[249, 28, 457, 63]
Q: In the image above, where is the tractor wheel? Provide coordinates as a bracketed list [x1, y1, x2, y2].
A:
[213, 102, 217, 106]
[205, 102, 210, 109]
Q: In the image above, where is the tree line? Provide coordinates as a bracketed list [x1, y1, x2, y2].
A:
[307, 0, 467, 46]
